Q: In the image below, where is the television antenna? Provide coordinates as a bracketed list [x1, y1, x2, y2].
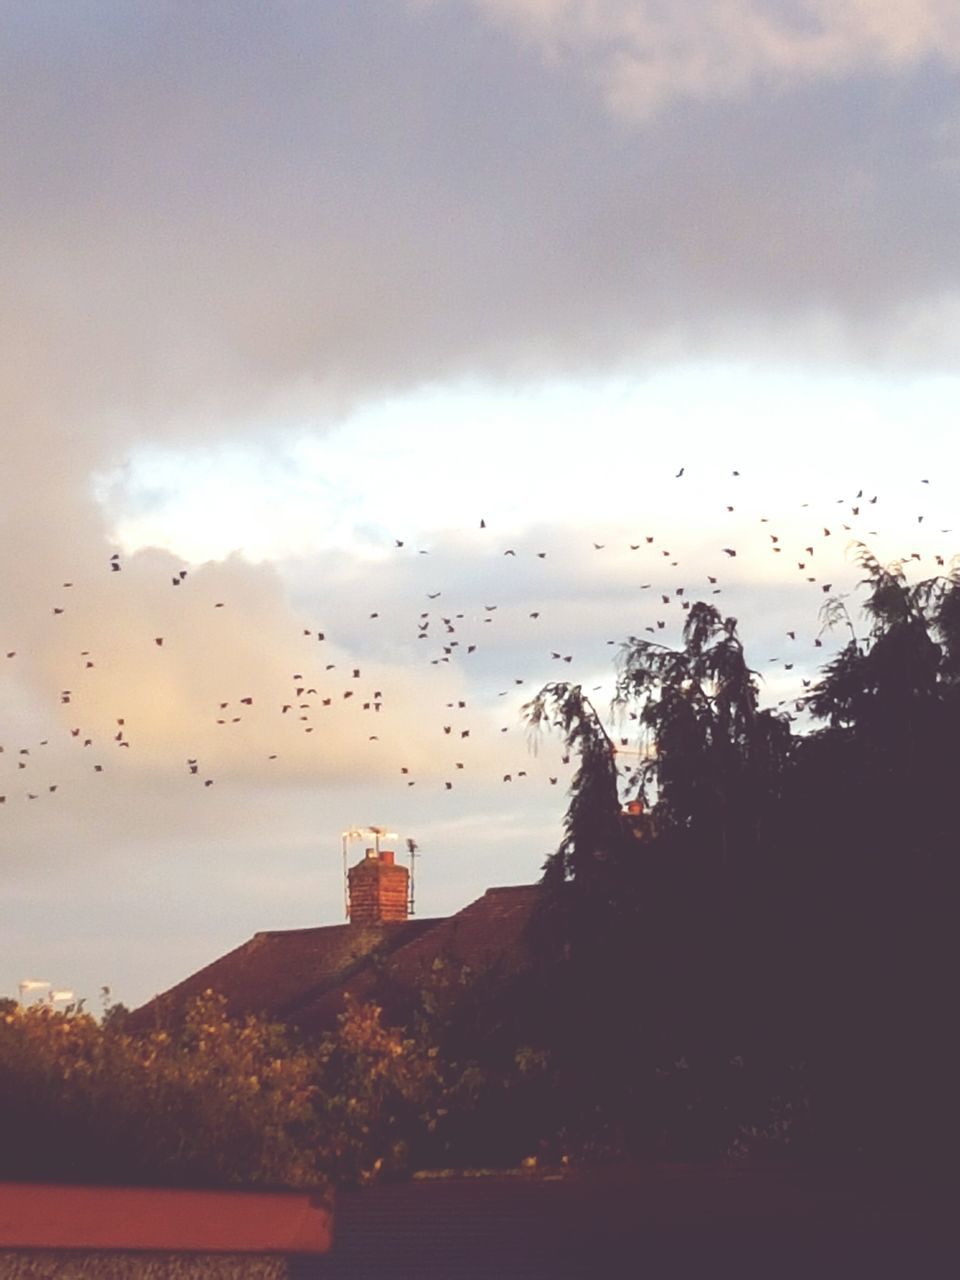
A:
[406, 838, 419, 916]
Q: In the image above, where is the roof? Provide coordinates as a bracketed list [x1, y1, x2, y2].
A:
[287, 884, 541, 1032]
[126, 917, 439, 1033]
[128, 884, 540, 1035]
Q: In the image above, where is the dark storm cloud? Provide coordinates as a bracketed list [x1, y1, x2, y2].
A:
[3, 0, 959, 468]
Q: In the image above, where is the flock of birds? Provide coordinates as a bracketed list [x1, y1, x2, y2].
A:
[1, 468, 954, 812]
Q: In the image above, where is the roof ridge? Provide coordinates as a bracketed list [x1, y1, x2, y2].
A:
[254, 916, 445, 941]
[481, 884, 538, 895]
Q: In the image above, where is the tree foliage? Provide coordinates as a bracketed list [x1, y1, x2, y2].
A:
[519, 551, 958, 1169]
[0, 991, 444, 1190]
[0, 992, 323, 1188]
[616, 602, 792, 862]
[524, 684, 627, 893]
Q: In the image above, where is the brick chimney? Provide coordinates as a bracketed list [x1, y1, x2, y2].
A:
[347, 848, 409, 923]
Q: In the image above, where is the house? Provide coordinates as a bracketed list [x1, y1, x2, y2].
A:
[128, 844, 540, 1035]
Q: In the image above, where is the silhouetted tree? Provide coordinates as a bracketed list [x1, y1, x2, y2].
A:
[616, 602, 792, 866]
[520, 553, 957, 1168]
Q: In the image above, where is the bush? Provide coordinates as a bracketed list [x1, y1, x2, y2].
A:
[0, 992, 323, 1189]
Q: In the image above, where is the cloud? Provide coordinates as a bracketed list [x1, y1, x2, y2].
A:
[463, 1, 960, 119]
[2, 1, 959, 1008]
[3, 0, 960, 477]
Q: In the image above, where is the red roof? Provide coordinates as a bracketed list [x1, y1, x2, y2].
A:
[128, 885, 539, 1034]
[289, 885, 541, 1031]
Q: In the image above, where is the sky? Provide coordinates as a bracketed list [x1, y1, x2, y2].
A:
[3, 0, 960, 1012]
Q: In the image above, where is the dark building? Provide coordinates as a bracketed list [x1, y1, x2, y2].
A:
[128, 844, 538, 1036]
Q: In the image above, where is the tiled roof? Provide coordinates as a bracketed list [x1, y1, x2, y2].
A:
[285, 885, 541, 1032]
[128, 884, 540, 1035]
[126, 918, 439, 1033]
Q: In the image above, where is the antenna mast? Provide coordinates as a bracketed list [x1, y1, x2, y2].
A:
[406, 837, 418, 916]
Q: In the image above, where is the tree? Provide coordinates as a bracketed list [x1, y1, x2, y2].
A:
[785, 547, 960, 1166]
[524, 682, 628, 897]
[520, 560, 960, 1166]
[615, 602, 792, 866]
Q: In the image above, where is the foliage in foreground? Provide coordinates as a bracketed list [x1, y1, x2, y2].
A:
[0, 991, 438, 1190]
